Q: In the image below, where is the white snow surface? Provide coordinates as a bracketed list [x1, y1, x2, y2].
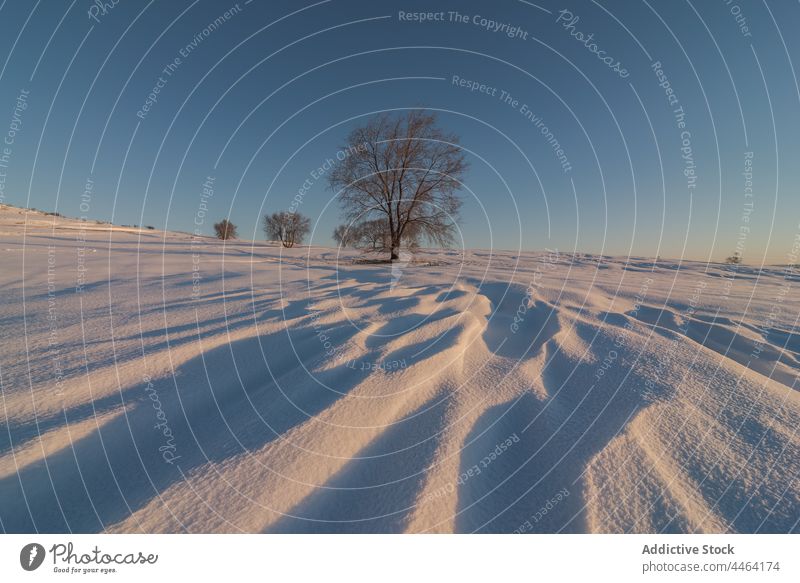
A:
[0, 204, 798, 533]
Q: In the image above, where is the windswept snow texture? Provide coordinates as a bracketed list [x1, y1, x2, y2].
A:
[0, 205, 798, 534]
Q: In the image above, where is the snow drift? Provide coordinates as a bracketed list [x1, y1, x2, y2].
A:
[0, 205, 798, 533]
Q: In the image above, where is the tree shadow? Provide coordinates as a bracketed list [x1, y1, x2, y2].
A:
[474, 281, 560, 361]
[455, 331, 667, 533]
[0, 321, 365, 533]
[266, 397, 450, 533]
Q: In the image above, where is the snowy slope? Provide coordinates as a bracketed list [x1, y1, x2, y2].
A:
[0, 204, 797, 533]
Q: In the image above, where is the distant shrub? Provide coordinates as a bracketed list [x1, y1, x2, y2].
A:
[264, 211, 310, 248]
[214, 219, 237, 240]
[725, 254, 742, 264]
[332, 224, 357, 247]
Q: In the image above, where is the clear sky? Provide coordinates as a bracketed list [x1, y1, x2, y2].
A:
[0, 0, 798, 263]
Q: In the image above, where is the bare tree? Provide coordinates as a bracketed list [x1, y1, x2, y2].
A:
[264, 211, 311, 248]
[213, 219, 237, 240]
[357, 218, 390, 250]
[354, 218, 420, 252]
[333, 224, 359, 247]
[725, 253, 742, 264]
[328, 111, 468, 260]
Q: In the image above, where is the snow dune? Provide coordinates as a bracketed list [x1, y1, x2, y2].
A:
[0, 205, 798, 533]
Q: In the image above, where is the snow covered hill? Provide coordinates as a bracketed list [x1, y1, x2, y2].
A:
[0, 204, 797, 533]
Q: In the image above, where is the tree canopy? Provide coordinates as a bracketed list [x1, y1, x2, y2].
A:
[328, 111, 468, 260]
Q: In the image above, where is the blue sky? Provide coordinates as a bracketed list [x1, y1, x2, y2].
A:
[0, 0, 798, 262]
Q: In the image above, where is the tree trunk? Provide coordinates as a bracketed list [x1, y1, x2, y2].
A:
[390, 245, 399, 261]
